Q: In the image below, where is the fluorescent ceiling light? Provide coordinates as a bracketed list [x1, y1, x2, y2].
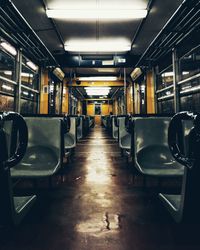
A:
[97, 69, 116, 73]
[85, 87, 111, 96]
[84, 87, 111, 90]
[23, 91, 29, 96]
[162, 71, 190, 77]
[65, 40, 131, 53]
[4, 71, 33, 77]
[2, 84, 13, 91]
[4, 71, 12, 75]
[46, 9, 147, 20]
[102, 60, 114, 66]
[26, 61, 38, 71]
[79, 76, 117, 81]
[87, 92, 110, 96]
[0, 42, 17, 56]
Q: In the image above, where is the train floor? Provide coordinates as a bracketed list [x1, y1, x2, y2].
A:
[1, 126, 200, 250]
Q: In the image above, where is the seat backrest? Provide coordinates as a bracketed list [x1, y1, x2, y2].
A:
[25, 117, 62, 160]
[66, 117, 76, 146]
[112, 116, 118, 139]
[133, 117, 171, 156]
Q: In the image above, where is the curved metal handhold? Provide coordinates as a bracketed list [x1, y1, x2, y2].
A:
[2, 112, 28, 168]
[168, 111, 200, 169]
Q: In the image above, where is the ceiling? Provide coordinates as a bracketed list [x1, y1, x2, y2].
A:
[12, 0, 183, 76]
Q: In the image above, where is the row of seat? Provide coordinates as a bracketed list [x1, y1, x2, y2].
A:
[102, 113, 200, 223]
[0, 112, 94, 226]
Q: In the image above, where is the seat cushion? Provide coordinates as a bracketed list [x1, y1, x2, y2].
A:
[65, 133, 75, 148]
[11, 146, 60, 177]
[136, 145, 184, 176]
[121, 134, 131, 149]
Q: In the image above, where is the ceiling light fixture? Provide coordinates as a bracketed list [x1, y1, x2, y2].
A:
[26, 61, 38, 71]
[0, 42, 17, 56]
[79, 76, 117, 81]
[65, 40, 131, 53]
[85, 87, 111, 96]
[46, 9, 147, 20]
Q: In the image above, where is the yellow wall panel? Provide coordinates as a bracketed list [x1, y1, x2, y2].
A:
[40, 70, 48, 114]
[87, 104, 94, 115]
[62, 83, 69, 114]
[146, 71, 155, 114]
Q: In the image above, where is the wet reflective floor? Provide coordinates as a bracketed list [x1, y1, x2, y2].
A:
[1, 127, 200, 250]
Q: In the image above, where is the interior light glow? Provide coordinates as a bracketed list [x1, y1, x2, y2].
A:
[97, 68, 116, 73]
[0, 42, 17, 56]
[21, 73, 33, 77]
[46, 9, 147, 20]
[26, 61, 38, 71]
[4, 71, 12, 75]
[4, 71, 33, 77]
[86, 91, 110, 95]
[79, 76, 117, 81]
[2, 84, 13, 91]
[162, 72, 174, 77]
[87, 92, 109, 96]
[162, 71, 190, 77]
[65, 40, 131, 53]
[23, 91, 29, 96]
[84, 87, 111, 90]
[102, 60, 114, 66]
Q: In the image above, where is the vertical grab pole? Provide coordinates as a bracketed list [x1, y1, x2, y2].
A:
[124, 67, 127, 115]
[172, 48, 180, 113]
[15, 48, 22, 113]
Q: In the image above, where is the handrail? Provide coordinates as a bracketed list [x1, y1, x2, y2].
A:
[0, 75, 17, 85]
[178, 72, 200, 85]
[21, 84, 39, 94]
[156, 85, 173, 94]
[157, 94, 174, 101]
[180, 85, 200, 96]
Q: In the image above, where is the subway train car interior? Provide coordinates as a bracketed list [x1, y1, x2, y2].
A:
[0, 0, 200, 249]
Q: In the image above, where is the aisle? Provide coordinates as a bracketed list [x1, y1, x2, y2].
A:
[1, 126, 199, 250]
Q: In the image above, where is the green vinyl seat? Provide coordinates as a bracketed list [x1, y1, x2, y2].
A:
[133, 117, 184, 177]
[11, 117, 63, 178]
[0, 112, 36, 226]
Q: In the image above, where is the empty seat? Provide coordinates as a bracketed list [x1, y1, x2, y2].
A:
[132, 117, 184, 176]
[112, 116, 119, 140]
[159, 112, 200, 223]
[65, 117, 76, 150]
[0, 112, 36, 225]
[76, 116, 83, 140]
[118, 117, 131, 150]
[11, 117, 63, 178]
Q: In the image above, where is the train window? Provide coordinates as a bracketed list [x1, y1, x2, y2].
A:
[22, 57, 39, 90]
[20, 88, 38, 114]
[179, 48, 200, 112]
[95, 104, 101, 115]
[0, 94, 14, 112]
[0, 44, 16, 81]
[158, 99, 174, 114]
[157, 66, 173, 90]
[0, 79, 15, 96]
[180, 52, 200, 81]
